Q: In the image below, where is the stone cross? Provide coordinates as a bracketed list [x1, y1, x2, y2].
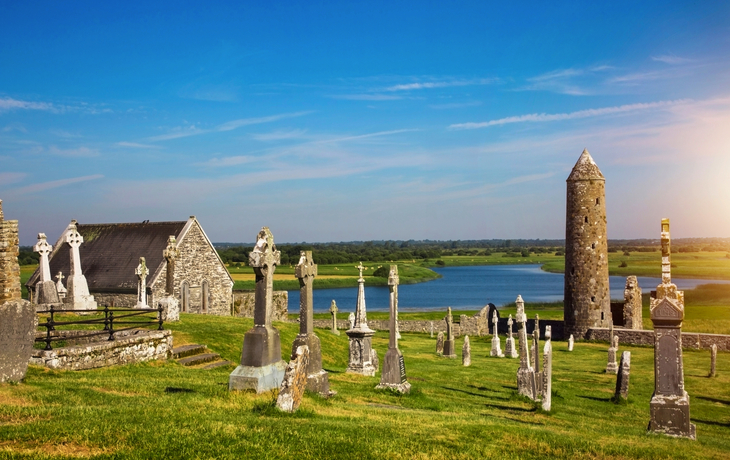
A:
[436, 331, 444, 355]
[490, 310, 504, 357]
[446, 307, 454, 341]
[348, 312, 355, 329]
[295, 251, 317, 336]
[135, 257, 149, 308]
[710, 344, 717, 378]
[63, 220, 96, 310]
[33, 233, 53, 282]
[162, 235, 179, 296]
[532, 328, 540, 375]
[352, 261, 369, 330]
[507, 315, 514, 338]
[375, 264, 410, 393]
[609, 319, 614, 346]
[542, 325, 553, 411]
[568, 334, 574, 351]
[66, 221, 84, 277]
[55, 271, 67, 298]
[249, 227, 281, 327]
[516, 295, 536, 399]
[505, 314, 517, 358]
[329, 300, 339, 335]
[388, 265, 400, 350]
[346, 260, 376, 375]
[606, 335, 618, 374]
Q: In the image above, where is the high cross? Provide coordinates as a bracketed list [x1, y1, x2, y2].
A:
[163, 235, 179, 296]
[295, 250, 317, 335]
[34, 233, 53, 282]
[65, 221, 84, 276]
[249, 227, 281, 327]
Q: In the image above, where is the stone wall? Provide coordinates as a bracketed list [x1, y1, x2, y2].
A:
[30, 329, 172, 370]
[0, 200, 21, 303]
[585, 327, 730, 352]
[233, 290, 288, 321]
[92, 292, 137, 308]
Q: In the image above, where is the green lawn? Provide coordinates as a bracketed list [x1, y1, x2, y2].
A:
[2, 313, 729, 459]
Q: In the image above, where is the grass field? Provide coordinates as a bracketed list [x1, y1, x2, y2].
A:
[2, 313, 730, 459]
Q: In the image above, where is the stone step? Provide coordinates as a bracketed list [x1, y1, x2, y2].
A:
[176, 352, 220, 366]
[172, 344, 207, 359]
[200, 360, 234, 370]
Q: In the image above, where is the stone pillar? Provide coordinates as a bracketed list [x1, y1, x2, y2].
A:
[490, 310, 504, 357]
[158, 235, 180, 322]
[291, 251, 330, 395]
[710, 344, 717, 378]
[516, 295, 537, 399]
[568, 334, 574, 351]
[229, 227, 287, 393]
[436, 332, 444, 355]
[63, 220, 97, 311]
[505, 314, 517, 358]
[329, 300, 339, 335]
[346, 262, 377, 376]
[0, 199, 22, 304]
[542, 326, 553, 411]
[377, 265, 410, 393]
[564, 149, 610, 339]
[135, 257, 149, 308]
[462, 335, 471, 367]
[33, 233, 60, 305]
[348, 312, 355, 329]
[623, 276, 643, 330]
[443, 307, 456, 358]
[614, 351, 631, 401]
[648, 219, 696, 440]
[606, 335, 619, 374]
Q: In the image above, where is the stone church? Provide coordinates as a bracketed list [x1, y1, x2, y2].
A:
[26, 216, 233, 315]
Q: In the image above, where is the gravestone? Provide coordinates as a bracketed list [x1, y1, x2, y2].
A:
[462, 335, 471, 367]
[710, 344, 717, 378]
[606, 335, 619, 374]
[135, 257, 149, 308]
[346, 262, 377, 376]
[614, 351, 631, 401]
[430, 321, 434, 338]
[230, 227, 287, 393]
[348, 312, 355, 330]
[376, 265, 410, 393]
[490, 310, 504, 357]
[63, 220, 97, 311]
[329, 300, 340, 335]
[515, 295, 537, 399]
[648, 219, 696, 440]
[443, 307, 456, 358]
[542, 326, 553, 411]
[276, 345, 310, 413]
[0, 199, 22, 304]
[623, 276, 643, 329]
[436, 331, 444, 356]
[535, 314, 540, 341]
[55, 272, 67, 301]
[505, 314, 517, 358]
[532, 329, 540, 376]
[290, 251, 330, 395]
[33, 233, 60, 306]
[568, 334, 574, 351]
[157, 235, 180, 322]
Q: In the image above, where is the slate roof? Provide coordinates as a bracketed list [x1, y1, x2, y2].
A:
[27, 221, 188, 292]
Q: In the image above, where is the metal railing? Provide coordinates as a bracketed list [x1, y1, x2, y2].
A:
[36, 305, 164, 351]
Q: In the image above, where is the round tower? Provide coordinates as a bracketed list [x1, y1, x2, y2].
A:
[564, 149, 610, 339]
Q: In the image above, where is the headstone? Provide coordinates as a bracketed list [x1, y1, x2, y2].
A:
[648, 219, 696, 440]
[329, 300, 340, 335]
[32, 233, 60, 306]
[348, 312, 355, 330]
[290, 251, 330, 395]
[532, 329, 540, 376]
[436, 331, 444, 356]
[614, 351, 631, 401]
[63, 220, 97, 311]
[623, 276, 643, 329]
[443, 307, 456, 358]
[710, 344, 717, 378]
[505, 314, 517, 358]
[541, 326, 553, 411]
[376, 265, 410, 393]
[276, 345, 310, 413]
[346, 262, 377, 376]
[230, 227, 287, 393]
[430, 321, 434, 338]
[462, 335, 471, 367]
[535, 314, 540, 341]
[606, 335, 619, 374]
[135, 257, 149, 308]
[568, 334, 574, 351]
[55, 272, 67, 300]
[515, 295, 537, 399]
[0, 199, 22, 303]
[158, 235, 180, 322]
[490, 310, 504, 357]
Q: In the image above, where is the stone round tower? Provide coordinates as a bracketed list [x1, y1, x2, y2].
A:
[564, 149, 610, 339]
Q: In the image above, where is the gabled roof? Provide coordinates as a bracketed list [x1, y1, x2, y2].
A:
[27, 220, 188, 291]
[567, 149, 604, 181]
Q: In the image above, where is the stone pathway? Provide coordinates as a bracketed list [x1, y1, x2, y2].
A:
[172, 344, 233, 370]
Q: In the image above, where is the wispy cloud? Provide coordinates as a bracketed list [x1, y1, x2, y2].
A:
[518, 65, 613, 95]
[384, 78, 498, 92]
[200, 156, 257, 167]
[652, 54, 692, 65]
[116, 141, 163, 149]
[330, 94, 403, 101]
[48, 146, 100, 157]
[2, 123, 27, 133]
[315, 129, 418, 144]
[0, 172, 27, 185]
[449, 99, 689, 130]
[149, 111, 312, 141]
[10, 174, 104, 194]
[428, 101, 482, 110]
[0, 97, 58, 113]
[251, 129, 308, 141]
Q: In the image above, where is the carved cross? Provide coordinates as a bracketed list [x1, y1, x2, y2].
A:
[388, 265, 399, 349]
[248, 227, 281, 327]
[135, 257, 149, 307]
[66, 221, 84, 276]
[329, 299, 338, 314]
[492, 310, 499, 336]
[295, 250, 317, 335]
[55, 272, 65, 284]
[163, 235, 179, 296]
[34, 233, 53, 282]
[356, 261, 365, 280]
[515, 295, 526, 323]
[507, 314, 514, 338]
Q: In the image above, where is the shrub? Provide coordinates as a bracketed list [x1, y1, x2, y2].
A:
[622, 251, 631, 256]
[619, 261, 627, 268]
[436, 260, 445, 266]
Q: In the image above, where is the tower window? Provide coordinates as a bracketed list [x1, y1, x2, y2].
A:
[584, 216, 588, 223]
[591, 296, 596, 302]
[596, 198, 600, 205]
[591, 243, 596, 249]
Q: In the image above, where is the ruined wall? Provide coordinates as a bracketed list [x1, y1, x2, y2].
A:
[151, 220, 233, 316]
[92, 292, 137, 308]
[586, 327, 730, 352]
[623, 275, 643, 329]
[0, 200, 22, 303]
[233, 290, 288, 321]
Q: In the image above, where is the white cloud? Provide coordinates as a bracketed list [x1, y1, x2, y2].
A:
[0, 97, 58, 113]
[201, 156, 258, 167]
[652, 55, 692, 65]
[47, 146, 100, 157]
[315, 129, 419, 144]
[0, 172, 27, 185]
[116, 142, 163, 149]
[10, 174, 104, 194]
[2, 123, 27, 133]
[384, 78, 498, 92]
[428, 101, 482, 110]
[251, 129, 308, 141]
[330, 94, 403, 101]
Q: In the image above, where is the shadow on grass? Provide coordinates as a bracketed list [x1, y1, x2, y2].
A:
[165, 387, 195, 393]
[482, 402, 536, 413]
[577, 395, 612, 403]
[442, 386, 509, 400]
[467, 384, 503, 393]
[482, 413, 544, 425]
[323, 368, 342, 374]
[694, 418, 730, 428]
[696, 395, 730, 406]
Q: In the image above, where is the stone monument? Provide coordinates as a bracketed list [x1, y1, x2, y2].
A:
[436, 331, 444, 356]
[710, 344, 717, 378]
[532, 328, 540, 376]
[623, 276, 643, 330]
[515, 295, 537, 399]
[462, 335, 471, 367]
[376, 265, 410, 393]
[32, 233, 60, 306]
[505, 314, 517, 358]
[568, 334, 574, 351]
[0, 199, 21, 304]
[606, 335, 619, 374]
[542, 326, 553, 411]
[63, 220, 97, 311]
[648, 219, 696, 439]
[276, 345, 309, 413]
[346, 262, 377, 376]
[135, 257, 149, 308]
[490, 310, 504, 357]
[290, 251, 330, 395]
[348, 312, 355, 330]
[443, 307, 456, 358]
[614, 351, 631, 401]
[55, 272, 67, 301]
[229, 227, 287, 393]
[564, 149, 610, 339]
[157, 235, 180, 322]
[329, 300, 340, 335]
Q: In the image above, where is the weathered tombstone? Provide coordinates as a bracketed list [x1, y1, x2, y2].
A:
[229, 227, 287, 393]
[55, 271, 67, 300]
[541, 326, 553, 411]
[505, 314, 518, 358]
[346, 262, 377, 376]
[568, 334, 574, 352]
[436, 331, 444, 356]
[276, 345, 310, 413]
[32, 233, 60, 306]
[623, 276, 643, 329]
[290, 251, 330, 395]
[329, 300, 340, 335]
[443, 307, 456, 358]
[606, 335, 619, 374]
[0, 199, 22, 304]
[430, 321, 434, 338]
[134, 257, 149, 308]
[462, 335, 471, 367]
[608, 319, 614, 348]
[535, 314, 540, 341]
[348, 312, 355, 330]
[63, 220, 97, 311]
[532, 328, 540, 376]
[614, 351, 631, 401]
[376, 265, 410, 393]
[515, 295, 537, 399]
[710, 344, 717, 378]
[490, 310, 504, 357]
[648, 219, 696, 440]
[157, 235, 180, 322]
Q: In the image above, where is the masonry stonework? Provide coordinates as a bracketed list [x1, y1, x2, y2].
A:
[0, 200, 22, 303]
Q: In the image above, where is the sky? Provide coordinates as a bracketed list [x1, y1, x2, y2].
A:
[1, 1, 729, 246]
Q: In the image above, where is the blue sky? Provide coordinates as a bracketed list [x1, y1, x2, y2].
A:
[1, 1, 729, 245]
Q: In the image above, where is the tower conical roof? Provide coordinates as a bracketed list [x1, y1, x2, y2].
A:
[567, 149, 604, 181]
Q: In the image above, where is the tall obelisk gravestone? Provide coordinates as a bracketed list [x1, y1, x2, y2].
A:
[376, 265, 410, 393]
[516, 295, 537, 399]
[229, 227, 287, 393]
[443, 307, 456, 358]
[346, 262, 377, 376]
[290, 251, 330, 395]
[134, 257, 149, 308]
[64, 220, 97, 311]
[158, 235, 180, 321]
[648, 219, 696, 440]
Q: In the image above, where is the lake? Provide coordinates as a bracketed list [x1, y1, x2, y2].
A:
[287, 264, 730, 313]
